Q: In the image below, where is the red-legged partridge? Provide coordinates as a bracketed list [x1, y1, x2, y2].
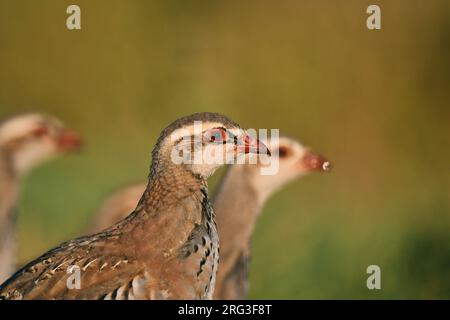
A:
[88, 136, 330, 299]
[0, 112, 268, 300]
[213, 136, 330, 299]
[0, 113, 81, 282]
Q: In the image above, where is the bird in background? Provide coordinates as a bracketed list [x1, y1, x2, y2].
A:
[0, 112, 269, 300]
[0, 113, 82, 283]
[213, 136, 330, 299]
[88, 135, 330, 299]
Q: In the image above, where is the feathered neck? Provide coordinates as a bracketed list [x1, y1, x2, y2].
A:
[140, 161, 207, 215]
[109, 160, 211, 257]
[0, 149, 20, 282]
[213, 166, 262, 257]
[0, 150, 19, 228]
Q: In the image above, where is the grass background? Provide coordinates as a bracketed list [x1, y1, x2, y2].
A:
[1, 0, 449, 298]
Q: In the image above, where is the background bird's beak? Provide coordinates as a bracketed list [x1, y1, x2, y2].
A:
[57, 129, 83, 151]
[301, 150, 331, 172]
[238, 134, 271, 156]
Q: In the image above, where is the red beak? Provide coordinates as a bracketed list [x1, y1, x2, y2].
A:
[301, 150, 331, 172]
[57, 129, 83, 151]
[238, 134, 271, 156]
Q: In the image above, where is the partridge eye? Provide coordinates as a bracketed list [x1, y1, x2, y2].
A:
[277, 146, 290, 158]
[207, 128, 227, 144]
[31, 126, 48, 138]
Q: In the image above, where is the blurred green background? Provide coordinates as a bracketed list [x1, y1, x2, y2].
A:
[1, 0, 449, 299]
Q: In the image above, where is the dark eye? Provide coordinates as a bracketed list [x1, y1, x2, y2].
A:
[31, 126, 49, 138]
[277, 146, 291, 158]
[206, 128, 227, 144]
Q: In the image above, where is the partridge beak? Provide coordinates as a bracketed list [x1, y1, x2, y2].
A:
[301, 150, 331, 172]
[57, 129, 83, 151]
[238, 134, 271, 156]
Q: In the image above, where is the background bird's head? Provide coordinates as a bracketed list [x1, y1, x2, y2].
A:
[151, 112, 270, 179]
[246, 136, 330, 200]
[0, 113, 82, 176]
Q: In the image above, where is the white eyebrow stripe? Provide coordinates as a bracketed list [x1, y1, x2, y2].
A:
[0, 114, 45, 144]
[169, 122, 243, 142]
[227, 128, 244, 137]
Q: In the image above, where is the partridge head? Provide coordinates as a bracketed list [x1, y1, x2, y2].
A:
[0, 113, 82, 176]
[150, 113, 270, 178]
[246, 136, 330, 202]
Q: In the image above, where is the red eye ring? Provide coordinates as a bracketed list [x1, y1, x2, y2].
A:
[206, 128, 227, 143]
